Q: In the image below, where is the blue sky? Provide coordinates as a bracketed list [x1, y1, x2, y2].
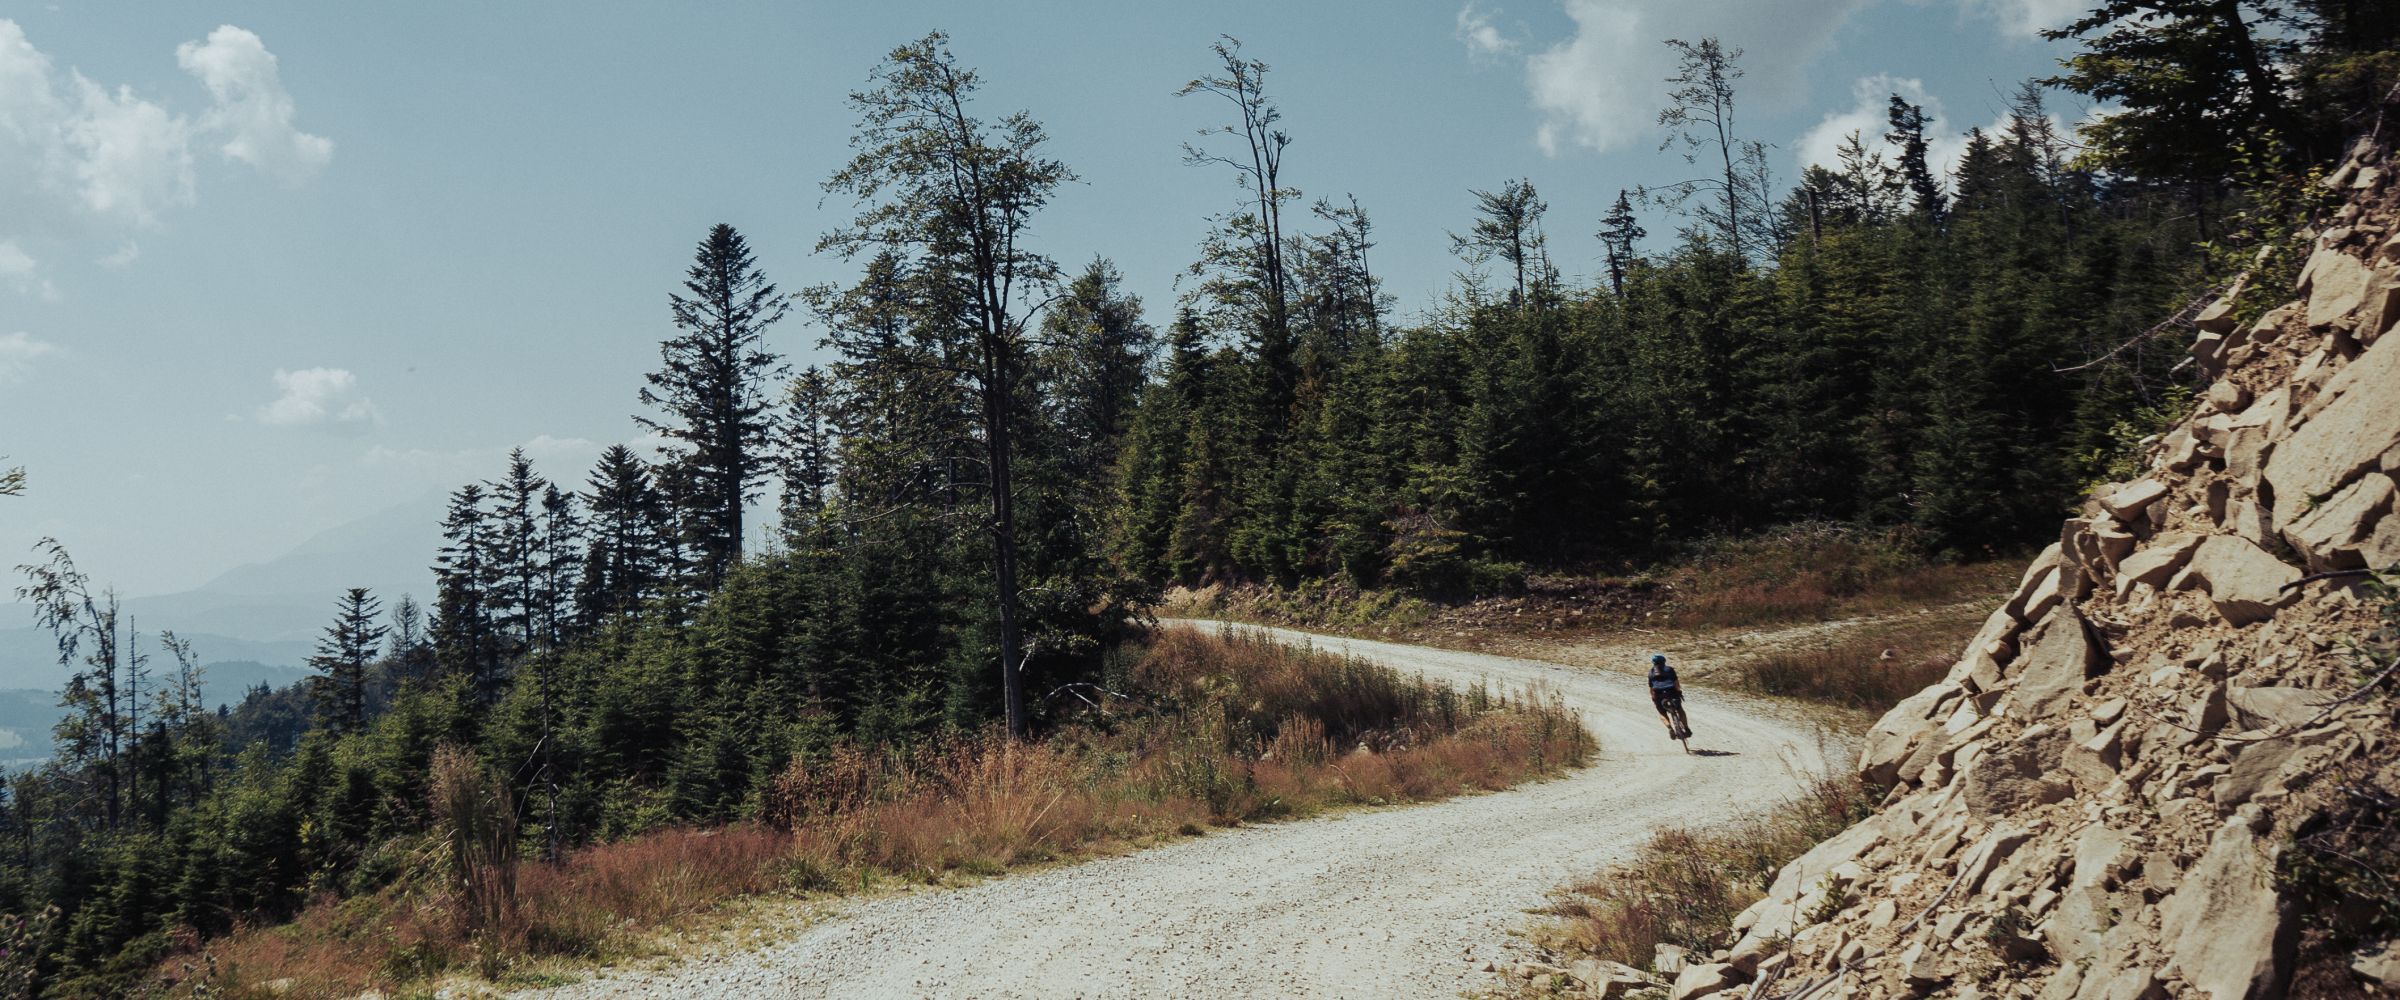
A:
[1, 0, 2084, 598]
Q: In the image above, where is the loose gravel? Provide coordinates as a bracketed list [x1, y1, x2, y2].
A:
[526, 622, 1836, 1000]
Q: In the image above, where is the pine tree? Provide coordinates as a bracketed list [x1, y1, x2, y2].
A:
[577, 445, 670, 628]
[775, 367, 839, 539]
[1597, 190, 1645, 298]
[1040, 258, 1157, 496]
[486, 449, 546, 657]
[536, 485, 584, 648]
[638, 224, 790, 592]
[1179, 36, 1298, 419]
[307, 589, 386, 735]
[432, 484, 500, 695]
[2045, 0, 2293, 226]
[1885, 95, 1947, 222]
[1650, 38, 1775, 260]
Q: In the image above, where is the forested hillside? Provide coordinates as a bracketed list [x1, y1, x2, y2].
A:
[1, 3, 2393, 996]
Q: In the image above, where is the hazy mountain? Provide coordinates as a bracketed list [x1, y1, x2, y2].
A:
[0, 491, 444, 692]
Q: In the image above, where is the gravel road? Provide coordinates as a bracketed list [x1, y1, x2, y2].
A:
[528, 622, 1838, 1000]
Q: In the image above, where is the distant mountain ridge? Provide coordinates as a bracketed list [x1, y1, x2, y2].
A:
[0, 491, 444, 691]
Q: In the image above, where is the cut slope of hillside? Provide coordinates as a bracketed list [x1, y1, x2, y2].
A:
[1651, 137, 2400, 1000]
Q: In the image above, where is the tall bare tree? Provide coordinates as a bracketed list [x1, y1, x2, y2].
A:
[1179, 37, 1299, 410]
[1647, 38, 1774, 260]
[817, 32, 1073, 737]
[1449, 178, 1553, 307]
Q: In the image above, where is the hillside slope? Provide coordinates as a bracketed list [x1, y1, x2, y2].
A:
[1684, 139, 2400, 1000]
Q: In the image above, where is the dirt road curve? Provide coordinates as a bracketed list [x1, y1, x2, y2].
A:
[530, 622, 1836, 1000]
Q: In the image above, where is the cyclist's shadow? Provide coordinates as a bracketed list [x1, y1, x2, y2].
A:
[1687, 748, 1739, 758]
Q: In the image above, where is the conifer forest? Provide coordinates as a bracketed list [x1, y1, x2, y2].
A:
[2, 4, 2396, 996]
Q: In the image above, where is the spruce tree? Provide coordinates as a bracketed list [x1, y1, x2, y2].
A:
[1597, 190, 1645, 298]
[775, 367, 839, 539]
[307, 588, 386, 735]
[638, 224, 790, 592]
[432, 484, 500, 695]
[576, 445, 670, 628]
[1885, 95, 1947, 222]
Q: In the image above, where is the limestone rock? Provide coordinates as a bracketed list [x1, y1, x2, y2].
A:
[2354, 941, 2400, 987]
[2050, 824, 2133, 966]
[2363, 279, 2400, 345]
[1965, 727, 2075, 819]
[2280, 471, 2395, 571]
[2061, 722, 2126, 789]
[2225, 387, 2292, 478]
[2219, 722, 2341, 808]
[2166, 536, 2301, 626]
[2302, 246, 2376, 328]
[1670, 962, 1741, 1000]
[2266, 316, 2400, 531]
[2204, 379, 2252, 413]
[2227, 686, 2328, 730]
[1654, 943, 1688, 977]
[2161, 815, 2294, 999]
[1726, 817, 1888, 974]
[1862, 682, 1961, 786]
[2005, 544, 2065, 623]
[2113, 533, 2201, 599]
[2100, 481, 2168, 523]
[1957, 822, 2036, 892]
[1571, 959, 1659, 999]
[2005, 610, 2102, 721]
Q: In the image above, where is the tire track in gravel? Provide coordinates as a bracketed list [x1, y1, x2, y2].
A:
[528, 621, 1840, 1000]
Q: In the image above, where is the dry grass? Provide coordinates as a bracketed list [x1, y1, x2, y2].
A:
[1727, 635, 1956, 712]
[1662, 523, 2017, 630]
[1533, 772, 1878, 971]
[165, 629, 1591, 999]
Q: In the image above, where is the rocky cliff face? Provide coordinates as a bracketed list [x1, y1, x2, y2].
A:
[1692, 140, 2400, 1000]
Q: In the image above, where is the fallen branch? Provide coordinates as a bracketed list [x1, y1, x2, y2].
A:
[2053, 290, 2220, 374]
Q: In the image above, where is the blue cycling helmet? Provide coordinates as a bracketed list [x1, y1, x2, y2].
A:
[1651, 653, 1667, 666]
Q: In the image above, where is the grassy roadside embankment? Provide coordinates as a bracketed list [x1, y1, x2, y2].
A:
[1157, 527, 2017, 997]
[1166, 525, 2013, 660]
[165, 627, 1591, 999]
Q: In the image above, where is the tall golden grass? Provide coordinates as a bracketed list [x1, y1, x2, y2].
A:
[1533, 772, 1876, 970]
[167, 628, 1590, 999]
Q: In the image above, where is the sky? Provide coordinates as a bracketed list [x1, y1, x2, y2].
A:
[0, 0, 2088, 600]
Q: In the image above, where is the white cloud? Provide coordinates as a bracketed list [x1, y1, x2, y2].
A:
[96, 241, 138, 268]
[0, 331, 59, 381]
[1961, 0, 2086, 39]
[64, 76, 194, 225]
[177, 26, 333, 182]
[1794, 74, 1952, 173]
[1794, 74, 2077, 185]
[1519, 0, 1873, 156]
[1456, 2, 1520, 62]
[0, 240, 53, 298]
[0, 19, 329, 289]
[257, 367, 379, 428]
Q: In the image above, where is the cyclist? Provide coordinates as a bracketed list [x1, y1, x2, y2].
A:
[1647, 653, 1690, 741]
